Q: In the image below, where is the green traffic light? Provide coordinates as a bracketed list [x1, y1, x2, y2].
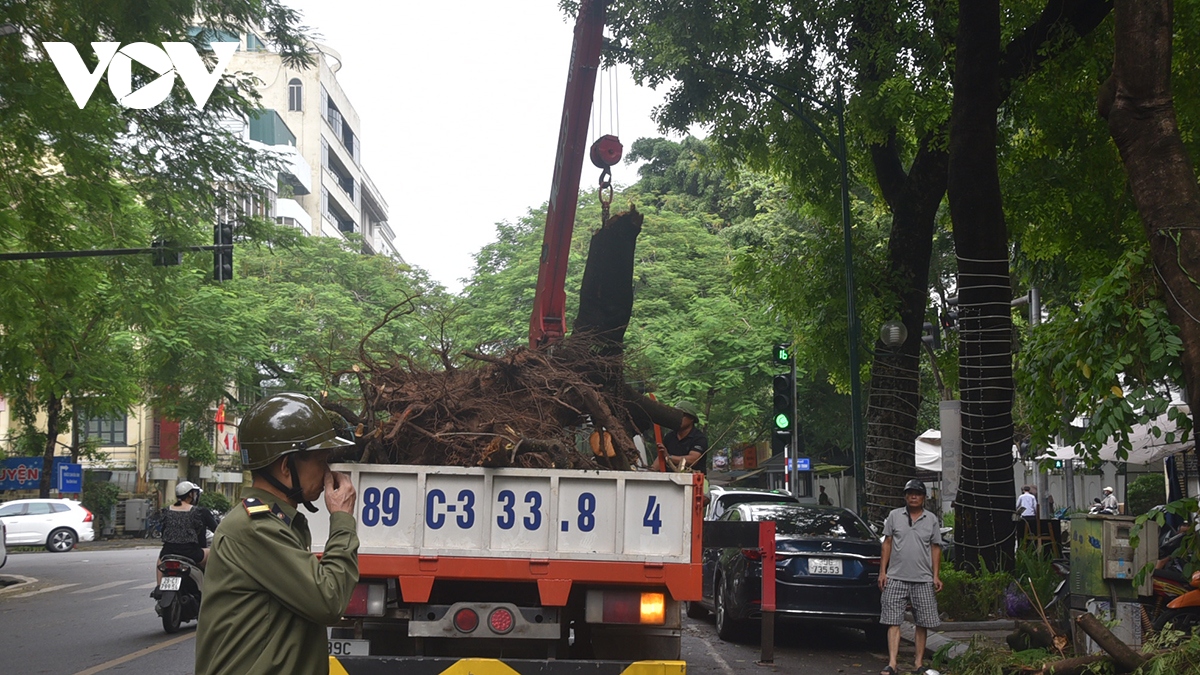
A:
[773, 344, 791, 364]
[774, 413, 790, 430]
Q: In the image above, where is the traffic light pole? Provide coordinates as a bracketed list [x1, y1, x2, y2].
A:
[789, 355, 799, 497]
[0, 245, 227, 261]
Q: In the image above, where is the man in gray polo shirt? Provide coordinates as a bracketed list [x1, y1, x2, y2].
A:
[877, 479, 943, 675]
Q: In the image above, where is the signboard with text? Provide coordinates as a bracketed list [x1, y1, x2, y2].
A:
[1, 456, 70, 491]
[785, 457, 811, 472]
[57, 462, 83, 493]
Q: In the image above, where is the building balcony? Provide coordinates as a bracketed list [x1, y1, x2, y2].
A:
[274, 198, 312, 234]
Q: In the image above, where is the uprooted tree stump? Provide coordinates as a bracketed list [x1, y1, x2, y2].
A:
[326, 207, 689, 470]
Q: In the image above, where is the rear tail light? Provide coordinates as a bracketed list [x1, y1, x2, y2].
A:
[864, 557, 882, 566]
[343, 582, 386, 617]
[585, 590, 666, 625]
[488, 607, 515, 634]
[159, 559, 186, 573]
[741, 548, 762, 561]
[453, 608, 479, 633]
[82, 508, 94, 523]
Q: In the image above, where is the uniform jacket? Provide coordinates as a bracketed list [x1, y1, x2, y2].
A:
[195, 487, 359, 675]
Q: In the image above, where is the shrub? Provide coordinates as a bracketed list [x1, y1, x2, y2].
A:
[938, 560, 1013, 621]
[1126, 473, 1166, 517]
[81, 476, 120, 536]
[198, 490, 232, 514]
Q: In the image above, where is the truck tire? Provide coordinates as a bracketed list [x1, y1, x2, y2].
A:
[685, 601, 708, 620]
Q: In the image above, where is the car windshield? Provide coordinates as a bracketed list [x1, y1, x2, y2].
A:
[751, 505, 875, 540]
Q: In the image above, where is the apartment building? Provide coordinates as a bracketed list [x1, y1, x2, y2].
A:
[230, 35, 400, 258]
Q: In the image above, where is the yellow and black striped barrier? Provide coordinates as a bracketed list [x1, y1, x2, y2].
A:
[330, 657, 686, 675]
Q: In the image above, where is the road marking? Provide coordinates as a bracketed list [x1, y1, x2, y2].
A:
[12, 582, 80, 598]
[71, 632, 195, 675]
[700, 633, 736, 675]
[94, 594, 124, 601]
[132, 582, 157, 590]
[71, 580, 138, 594]
[112, 607, 157, 620]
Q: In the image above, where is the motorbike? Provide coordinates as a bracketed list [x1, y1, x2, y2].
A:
[1153, 568, 1200, 635]
[1088, 498, 1118, 516]
[153, 555, 203, 633]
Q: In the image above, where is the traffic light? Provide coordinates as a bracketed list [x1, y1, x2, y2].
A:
[772, 343, 792, 366]
[771, 373, 794, 455]
[152, 239, 181, 267]
[213, 223, 233, 281]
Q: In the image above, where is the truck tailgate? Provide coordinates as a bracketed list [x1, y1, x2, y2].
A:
[310, 465, 699, 564]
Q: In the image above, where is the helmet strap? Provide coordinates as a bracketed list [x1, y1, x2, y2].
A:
[260, 455, 318, 514]
[288, 454, 319, 514]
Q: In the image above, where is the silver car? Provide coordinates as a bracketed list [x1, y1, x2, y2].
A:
[0, 498, 96, 552]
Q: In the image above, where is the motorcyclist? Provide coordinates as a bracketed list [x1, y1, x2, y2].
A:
[1100, 486, 1119, 513]
[159, 481, 219, 572]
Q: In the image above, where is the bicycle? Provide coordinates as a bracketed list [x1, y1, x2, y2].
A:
[143, 507, 165, 539]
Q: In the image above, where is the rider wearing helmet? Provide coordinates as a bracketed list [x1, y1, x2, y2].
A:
[196, 393, 359, 675]
[155, 480, 219, 586]
[658, 401, 708, 471]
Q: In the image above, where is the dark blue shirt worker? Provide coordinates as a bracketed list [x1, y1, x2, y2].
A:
[658, 402, 708, 471]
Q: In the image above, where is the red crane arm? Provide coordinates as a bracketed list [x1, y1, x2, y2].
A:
[529, 0, 608, 348]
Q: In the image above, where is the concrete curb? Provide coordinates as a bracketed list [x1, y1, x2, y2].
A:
[900, 619, 1015, 659]
[0, 574, 38, 594]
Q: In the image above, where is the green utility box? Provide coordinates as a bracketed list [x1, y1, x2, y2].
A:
[1068, 514, 1157, 600]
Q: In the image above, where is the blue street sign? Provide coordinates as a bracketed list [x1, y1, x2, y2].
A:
[57, 462, 83, 493]
[1, 456, 69, 491]
[786, 457, 811, 472]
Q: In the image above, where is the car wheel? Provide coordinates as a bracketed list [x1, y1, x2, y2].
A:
[685, 601, 708, 620]
[714, 576, 744, 642]
[46, 528, 77, 553]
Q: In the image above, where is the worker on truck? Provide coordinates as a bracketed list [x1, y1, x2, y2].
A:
[658, 401, 708, 471]
[196, 393, 359, 675]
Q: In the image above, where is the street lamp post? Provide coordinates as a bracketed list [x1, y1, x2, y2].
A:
[718, 69, 865, 510]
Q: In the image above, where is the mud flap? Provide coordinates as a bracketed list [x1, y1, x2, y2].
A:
[157, 591, 176, 612]
[329, 657, 686, 675]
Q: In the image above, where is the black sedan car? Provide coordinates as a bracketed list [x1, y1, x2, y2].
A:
[695, 502, 884, 642]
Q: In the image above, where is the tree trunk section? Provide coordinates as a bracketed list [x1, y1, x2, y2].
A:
[1100, 0, 1200, 423]
[862, 134, 948, 524]
[573, 208, 643, 354]
[948, 0, 1018, 572]
[39, 393, 62, 498]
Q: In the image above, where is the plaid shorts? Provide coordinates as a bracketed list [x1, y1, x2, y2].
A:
[880, 578, 941, 628]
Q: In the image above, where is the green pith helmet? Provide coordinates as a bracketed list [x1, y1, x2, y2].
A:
[676, 401, 702, 423]
[238, 393, 354, 470]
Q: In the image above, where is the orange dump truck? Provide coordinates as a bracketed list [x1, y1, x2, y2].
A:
[309, 464, 703, 675]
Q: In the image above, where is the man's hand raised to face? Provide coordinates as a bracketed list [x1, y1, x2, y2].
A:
[324, 471, 356, 514]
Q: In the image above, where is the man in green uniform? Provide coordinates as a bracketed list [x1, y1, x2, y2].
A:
[196, 392, 359, 675]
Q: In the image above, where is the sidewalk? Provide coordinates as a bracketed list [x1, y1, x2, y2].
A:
[901, 619, 1015, 659]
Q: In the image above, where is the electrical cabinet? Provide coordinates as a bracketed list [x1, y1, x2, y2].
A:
[1068, 514, 1157, 599]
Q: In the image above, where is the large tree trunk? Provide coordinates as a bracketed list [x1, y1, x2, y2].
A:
[851, 0, 1110, 524]
[1099, 0, 1200, 420]
[948, 0, 1018, 572]
[39, 393, 62, 498]
[862, 135, 947, 525]
[573, 208, 643, 353]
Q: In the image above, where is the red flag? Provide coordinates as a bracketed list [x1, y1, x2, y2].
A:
[215, 402, 226, 434]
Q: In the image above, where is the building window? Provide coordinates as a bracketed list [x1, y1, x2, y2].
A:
[288, 78, 303, 112]
[246, 32, 267, 52]
[82, 414, 127, 446]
